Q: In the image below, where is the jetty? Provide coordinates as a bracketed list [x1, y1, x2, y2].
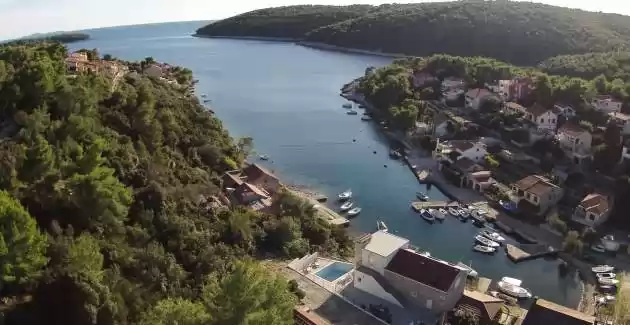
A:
[505, 244, 558, 263]
[410, 200, 459, 212]
[287, 189, 349, 227]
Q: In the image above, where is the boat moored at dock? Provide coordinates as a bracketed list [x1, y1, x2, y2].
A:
[377, 220, 388, 232]
[592, 265, 615, 273]
[473, 245, 496, 254]
[420, 209, 435, 222]
[338, 189, 352, 200]
[347, 207, 362, 217]
[497, 277, 532, 299]
[475, 235, 499, 248]
[340, 201, 354, 211]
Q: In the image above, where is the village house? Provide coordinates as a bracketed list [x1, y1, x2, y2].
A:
[521, 298, 595, 325]
[354, 231, 468, 319]
[514, 104, 558, 132]
[511, 175, 564, 215]
[221, 163, 280, 213]
[572, 193, 612, 228]
[65, 51, 99, 74]
[591, 95, 622, 114]
[450, 290, 505, 325]
[556, 123, 593, 165]
[608, 111, 630, 135]
[465, 88, 494, 110]
[554, 103, 577, 119]
[497, 77, 533, 101]
[434, 140, 488, 163]
[441, 77, 465, 92]
[439, 157, 493, 192]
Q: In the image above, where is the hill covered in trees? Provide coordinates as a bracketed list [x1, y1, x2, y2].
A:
[0, 42, 351, 325]
[539, 51, 630, 81]
[195, 5, 373, 39]
[197, 2, 630, 65]
[19, 32, 90, 43]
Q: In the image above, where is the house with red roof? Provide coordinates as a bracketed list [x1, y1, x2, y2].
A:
[556, 123, 593, 165]
[572, 193, 612, 228]
[511, 175, 564, 215]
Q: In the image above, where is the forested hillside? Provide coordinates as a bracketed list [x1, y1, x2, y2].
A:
[195, 5, 374, 39]
[0, 42, 351, 325]
[197, 2, 630, 65]
[539, 51, 630, 81]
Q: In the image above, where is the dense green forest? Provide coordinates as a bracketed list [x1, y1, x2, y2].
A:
[539, 51, 630, 81]
[20, 32, 90, 43]
[195, 5, 373, 39]
[0, 42, 351, 325]
[197, 2, 630, 65]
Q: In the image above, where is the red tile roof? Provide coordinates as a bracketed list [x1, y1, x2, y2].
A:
[526, 104, 553, 117]
[558, 123, 588, 137]
[579, 193, 609, 216]
[513, 175, 559, 197]
[522, 299, 594, 325]
[243, 163, 279, 182]
[456, 290, 504, 323]
[385, 249, 461, 292]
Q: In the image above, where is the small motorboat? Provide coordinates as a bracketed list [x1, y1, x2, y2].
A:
[347, 207, 362, 216]
[420, 209, 435, 222]
[338, 190, 352, 200]
[480, 230, 505, 243]
[474, 235, 500, 248]
[473, 245, 496, 254]
[456, 262, 478, 278]
[389, 150, 402, 159]
[591, 244, 606, 253]
[459, 209, 470, 220]
[596, 273, 616, 280]
[497, 277, 532, 299]
[599, 278, 620, 286]
[361, 115, 372, 121]
[258, 154, 270, 161]
[340, 201, 354, 211]
[377, 221, 388, 232]
[358, 104, 366, 109]
[342, 103, 353, 109]
[347, 110, 358, 115]
[439, 208, 448, 217]
[430, 208, 445, 221]
[448, 207, 460, 217]
[592, 265, 615, 273]
[599, 284, 616, 292]
[416, 192, 429, 201]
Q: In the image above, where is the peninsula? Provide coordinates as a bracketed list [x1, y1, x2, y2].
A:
[20, 31, 90, 43]
[196, 2, 630, 65]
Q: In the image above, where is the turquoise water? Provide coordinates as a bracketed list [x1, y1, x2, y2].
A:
[316, 262, 354, 282]
[69, 21, 581, 307]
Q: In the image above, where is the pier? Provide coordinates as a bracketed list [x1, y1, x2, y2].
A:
[287, 188, 350, 227]
[505, 244, 558, 263]
[410, 200, 459, 211]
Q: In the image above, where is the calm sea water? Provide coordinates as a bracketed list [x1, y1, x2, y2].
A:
[70, 21, 581, 307]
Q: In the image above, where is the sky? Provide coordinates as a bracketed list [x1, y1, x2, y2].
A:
[0, 0, 629, 41]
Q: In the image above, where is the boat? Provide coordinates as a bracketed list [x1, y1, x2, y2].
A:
[416, 192, 429, 201]
[420, 209, 435, 222]
[456, 262, 478, 278]
[474, 235, 500, 248]
[340, 201, 354, 211]
[497, 277, 532, 299]
[203, 99, 211, 103]
[358, 104, 367, 109]
[342, 103, 352, 109]
[599, 278, 620, 286]
[377, 221, 388, 232]
[439, 208, 448, 217]
[347, 110, 358, 115]
[448, 207, 460, 217]
[361, 115, 372, 121]
[489, 291, 518, 304]
[591, 244, 606, 253]
[347, 207, 362, 216]
[459, 209, 470, 220]
[338, 190, 352, 200]
[473, 245, 496, 254]
[389, 150, 402, 159]
[592, 265, 615, 273]
[480, 230, 505, 243]
[596, 273, 616, 280]
[470, 211, 486, 224]
[258, 154, 270, 161]
[599, 285, 616, 292]
[430, 208, 445, 221]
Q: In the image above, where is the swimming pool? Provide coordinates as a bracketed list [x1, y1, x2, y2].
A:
[315, 262, 353, 282]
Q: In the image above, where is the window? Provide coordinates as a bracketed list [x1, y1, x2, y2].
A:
[533, 196, 539, 203]
[540, 118, 544, 123]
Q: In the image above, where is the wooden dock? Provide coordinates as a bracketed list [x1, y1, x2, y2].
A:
[410, 200, 459, 211]
[505, 244, 558, 263]
[288, 189, 349, 227]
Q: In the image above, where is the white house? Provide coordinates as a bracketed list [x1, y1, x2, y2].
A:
[591, 95, 622, 114]
[556, 123, 593, 165]
[434, 140, 487, 163]
[511, 175, 564, 215]
[522, 104, 558, 132]
[554, 104, 576, 119]
[497, 77, 533, 101]
[608, 112, 630, 135]
[572, 193, 612, 228]
[465, 89, 494, 110]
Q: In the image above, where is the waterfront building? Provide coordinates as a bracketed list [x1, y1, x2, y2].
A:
[511, 175, 564, 216]
[571, 193, 612, 228]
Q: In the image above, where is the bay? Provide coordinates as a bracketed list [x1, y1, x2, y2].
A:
[70, 21, 581, 307]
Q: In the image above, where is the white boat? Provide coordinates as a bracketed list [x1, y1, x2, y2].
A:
[347, 207, 362, 216]
[592, 265, 615, 273]
[342, 103, 352, 109]
[377, 221, 388, 232]
[340, 201, 354, 211]
[480, 230, 505, 243]
[361, 115, 372, 121]
[459, 209, 470, 219]
[497, 277, 532, 299]
[439, 208, 448, 217]
[456, 262, 478, 278]
[338, 190, 352, 200]
[347, 110, 358, 115]
[596, 273, 616, 280]
[599, 278, 620, 286]
[473, 245, 496, 254]
[429, 209, 445, 220]
[475, 235, 500, 248]
[448, 207, 460, 217]
[420, 209, 435, 222]
[591, 244, 606, 253]
[416, 192, 429, 201]
[258, 154, 270, 160]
